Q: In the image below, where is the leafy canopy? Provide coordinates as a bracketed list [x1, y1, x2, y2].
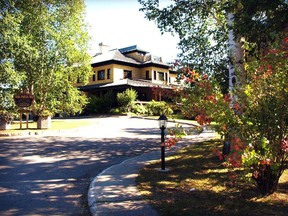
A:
[139, 0, 288, 195]
[0, 0, 92, 116]
[139, 0, 288, 92]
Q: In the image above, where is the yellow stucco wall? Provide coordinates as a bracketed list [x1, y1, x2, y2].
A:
[77, 63, 172, 87]
[89, 65, 113, 84]
[169, 73, 178, 84]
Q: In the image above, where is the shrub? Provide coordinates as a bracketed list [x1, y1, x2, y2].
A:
[166, 37, 288, 195]
[132, 104, 148, 115]
[86, 91, 115, 114]
[0, 110, 15, 123]
[117, 88, 138, 112]
[110, 107, 121, 115]
[147, 100, 173, 116]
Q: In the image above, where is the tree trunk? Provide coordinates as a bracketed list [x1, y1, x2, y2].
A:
[228, 13, 246, 95]
[252, 165, 280, 195]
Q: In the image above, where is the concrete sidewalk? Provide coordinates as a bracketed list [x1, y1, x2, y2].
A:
[88, 130, 217, 216]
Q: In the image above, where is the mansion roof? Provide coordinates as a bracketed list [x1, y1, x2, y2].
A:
[91, 45, 170, 69]
[79, 78, 173, 91]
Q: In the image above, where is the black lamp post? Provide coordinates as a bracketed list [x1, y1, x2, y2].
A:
[158, 114, 168, 171]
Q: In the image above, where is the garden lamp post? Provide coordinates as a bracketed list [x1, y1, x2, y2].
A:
[158, 114, 168, 171]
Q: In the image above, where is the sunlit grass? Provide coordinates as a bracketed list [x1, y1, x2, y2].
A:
[137, 140, 288, 216]
[0, 119, 96, 134]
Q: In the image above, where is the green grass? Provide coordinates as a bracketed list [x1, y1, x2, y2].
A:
[0, 118, 97, 134]
[137, 140, 288, 216]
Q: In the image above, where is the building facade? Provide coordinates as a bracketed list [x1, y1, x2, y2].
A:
[76, 44, 179, 101]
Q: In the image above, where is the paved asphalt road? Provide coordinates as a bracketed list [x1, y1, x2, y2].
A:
[0, 116, 167, 216]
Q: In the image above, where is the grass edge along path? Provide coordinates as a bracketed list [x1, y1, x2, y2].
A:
[136, 140, 288, 216]
[0, 118, 97, 136]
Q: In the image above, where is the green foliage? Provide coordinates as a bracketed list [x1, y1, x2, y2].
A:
[233, 0, 288, 57]
[171, 36, 288, 195]
[0, 89, 18, 122]
[0, 89, 17, 111]
[147, 100, 173, 116]
[117, 88, 138, 112]
[131, 104, 148, 115]
[139, 0, 288, 92]
[235, 39, 288, 195]
[0, 110, 15, 123]
[110, 107, 121, 115]
[139, 0, 288, 195]
[0, 0, 92, 117]
[139, 0, 229, 76]
[38, 109, 53, 118]
[86, 91, 115, 114]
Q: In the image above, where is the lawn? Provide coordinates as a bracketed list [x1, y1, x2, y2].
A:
[0, 118, 97, 135]
[137, 140, 288, 216]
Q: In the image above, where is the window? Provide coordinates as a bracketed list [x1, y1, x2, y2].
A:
[165, 73, 168, 81]
[153, 71, 156, 80]
[92, 73, 96, 81]
[98, 70, 105, 80]
[107, 69, 111, 79]
[124, 70, 132, 79]
[146, 71, 149, 80]
[158, 72, 164, 81]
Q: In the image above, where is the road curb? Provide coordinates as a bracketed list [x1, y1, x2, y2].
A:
[88, 130, 217, 216]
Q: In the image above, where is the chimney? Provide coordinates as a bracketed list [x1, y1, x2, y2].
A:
[99, 42, 110, 54]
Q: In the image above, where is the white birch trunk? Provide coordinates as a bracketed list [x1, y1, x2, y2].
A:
[228, 13, 245, 100]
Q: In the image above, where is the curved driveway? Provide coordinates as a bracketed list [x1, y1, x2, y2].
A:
[0, 116, 166, 216]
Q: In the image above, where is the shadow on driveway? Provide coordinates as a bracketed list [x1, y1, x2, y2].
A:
[0, 136, 160, 215]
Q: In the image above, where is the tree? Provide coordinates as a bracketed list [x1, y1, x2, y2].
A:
[139, 0, 288, 195]
[239, 38, 288, 194]
[178, 36, 288, 195]
[138, 0, 288, 92]
[139, 0, 229, 88]
[0, 0, 92, 116]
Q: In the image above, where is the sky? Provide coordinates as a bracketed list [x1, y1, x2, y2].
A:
[84, 0, 180, 62]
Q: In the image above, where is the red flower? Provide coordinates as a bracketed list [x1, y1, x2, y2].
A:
[166, 137, 179, 148]
[233, 103, 240, 111]
[224, 94, 231, 103]
[195, 113, 211, 125]
[202, 74, 208, 80]
[205, 94, 217, 104]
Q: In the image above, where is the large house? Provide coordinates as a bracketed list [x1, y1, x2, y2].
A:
[76, 43, 179, 101]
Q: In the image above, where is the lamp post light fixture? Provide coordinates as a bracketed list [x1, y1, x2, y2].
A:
[158, 114, 168, 171]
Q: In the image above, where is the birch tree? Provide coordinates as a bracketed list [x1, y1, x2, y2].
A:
[139, 0, 288, 195]
[139, 0, 288, 92]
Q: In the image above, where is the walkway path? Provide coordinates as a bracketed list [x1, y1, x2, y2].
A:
[88, 129, 217, 216]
